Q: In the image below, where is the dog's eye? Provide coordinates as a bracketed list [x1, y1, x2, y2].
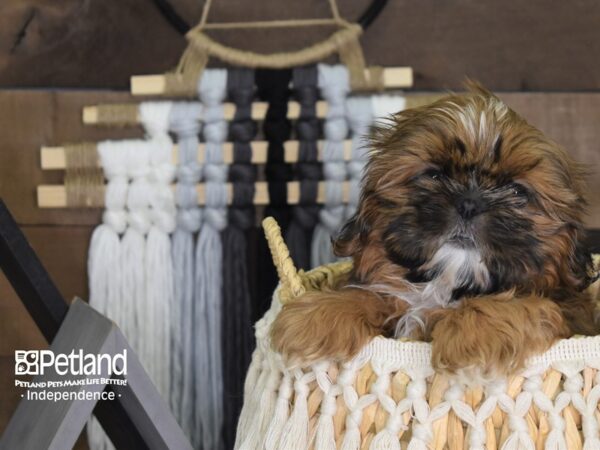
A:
[509, 183, 528, 198]
[422, 168, 444, 181]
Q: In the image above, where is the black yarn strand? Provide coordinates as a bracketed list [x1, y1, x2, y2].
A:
[221, 68, 257, 450]
[285, 66, 322, 270]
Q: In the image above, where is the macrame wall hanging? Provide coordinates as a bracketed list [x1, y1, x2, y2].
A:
[133, 0, 411, 97]
[36, 1, 421, 449]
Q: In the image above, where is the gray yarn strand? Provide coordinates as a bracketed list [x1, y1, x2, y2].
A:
[169, 102, 203, 440]
[311, 64, 350, 268]
[195, 69, 228, 450]
[345, 96, 373, 220]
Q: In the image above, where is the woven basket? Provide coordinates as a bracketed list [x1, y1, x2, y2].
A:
[234, 218, 600, 450]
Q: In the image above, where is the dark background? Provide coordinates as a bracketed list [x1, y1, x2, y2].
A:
[0, 0, 599, 445]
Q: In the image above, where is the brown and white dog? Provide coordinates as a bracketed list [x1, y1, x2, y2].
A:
[271, 84, 599, 378]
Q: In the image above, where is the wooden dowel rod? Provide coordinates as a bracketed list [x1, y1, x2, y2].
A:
[41, 140, 354, 169]
[37, 182, 351, 208]
[130, 67, 413, 96]
[82, 101, 329, 125]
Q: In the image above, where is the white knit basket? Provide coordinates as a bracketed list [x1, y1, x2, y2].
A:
[234, 218, 600, 450]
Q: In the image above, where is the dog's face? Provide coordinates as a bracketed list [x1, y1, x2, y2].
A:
[336, 86, 594, 299]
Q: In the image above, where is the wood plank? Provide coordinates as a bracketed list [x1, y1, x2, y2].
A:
[1, 0, 600, 90]
[37, 181, 354, 208]
[130, 67, 414, 95]
[40, 140, 353, 169]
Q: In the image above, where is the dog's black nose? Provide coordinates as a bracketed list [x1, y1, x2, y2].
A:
[457, 197, 482, 220]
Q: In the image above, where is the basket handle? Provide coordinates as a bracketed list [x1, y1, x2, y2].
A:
[262, 217, 306, 303]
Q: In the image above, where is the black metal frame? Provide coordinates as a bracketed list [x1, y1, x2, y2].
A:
[150, 0, 389, 35]
[0, 200, 148, 449]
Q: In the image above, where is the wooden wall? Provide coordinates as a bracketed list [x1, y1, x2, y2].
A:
[0, 0, 599, 445]
[1, 0, 600, 90]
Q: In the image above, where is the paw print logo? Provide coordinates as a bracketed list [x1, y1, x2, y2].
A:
[15, 351, 39, 375]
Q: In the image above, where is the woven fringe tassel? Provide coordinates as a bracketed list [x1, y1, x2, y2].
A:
[258, 371, 281, 446]
[406, 437, 429, 450]
[145, 225, 174, 398]
[340, 426, 361, 450]
[196, 68, 228, 450]
[370, 429, 402, 450]
[87, 141, 128, 450]
[584, 438, 600, 450]
[195, 222, 225, 449]
[276, 382, 310, 450]
[88, 224, 123, 317]
[192, 273, 212, 449]
[234, 354, 267, 449]
[314, 414, 337, 450]
[169, 101, 203, 434]
[263, 373, 293, 450]
[139, 103, 176, 403]
[501, 435, 535, 450]
[171, 229, 195, 427]
[238, 367, 280, 450]
[120, 144, 151, 355]
[120, 227, 146, 350]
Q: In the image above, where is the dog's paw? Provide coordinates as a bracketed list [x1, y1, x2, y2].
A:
[270, 290, 390, 365]
[430, 328, 511, 381]
[430, 295, 569, 379]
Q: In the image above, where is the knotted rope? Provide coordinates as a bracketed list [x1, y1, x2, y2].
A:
[168, 101, 203, 439]
[285, 66, 322, 271]
[195, 69, 228, 450]
[221, 68, 257, 449]
[255, 69, 294, 318]
[311, 64, 350, 267]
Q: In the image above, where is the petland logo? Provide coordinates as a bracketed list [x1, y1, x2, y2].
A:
[15, 350, 127, 376]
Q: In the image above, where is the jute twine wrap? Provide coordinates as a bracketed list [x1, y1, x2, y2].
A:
[64, 143, 104, 207]
[94, 104, 139, 126]
[239, 218, 600, 450]
[164, 0, 383, 96]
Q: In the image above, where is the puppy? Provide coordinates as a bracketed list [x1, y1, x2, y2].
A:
[271, 84, 599, 377]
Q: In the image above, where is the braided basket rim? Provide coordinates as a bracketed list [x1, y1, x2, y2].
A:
[270, 257, 600, 373]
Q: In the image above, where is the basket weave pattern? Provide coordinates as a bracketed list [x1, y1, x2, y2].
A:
[234, 219, 600, 450]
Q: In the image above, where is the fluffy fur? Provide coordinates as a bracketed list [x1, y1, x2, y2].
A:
[271, 84, 599, 377]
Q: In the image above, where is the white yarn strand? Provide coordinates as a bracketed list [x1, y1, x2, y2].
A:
[86, 141, 128, 450]
[140, 102, 177, 402]
[120, 141, 151, 355]
[311, 64, 350, 268]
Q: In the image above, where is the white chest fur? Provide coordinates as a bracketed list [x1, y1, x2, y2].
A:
[374, 244, 491, 338]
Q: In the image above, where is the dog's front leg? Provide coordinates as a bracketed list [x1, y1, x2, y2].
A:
[271, 288, 399, 365]
[430, 293, 570, 378]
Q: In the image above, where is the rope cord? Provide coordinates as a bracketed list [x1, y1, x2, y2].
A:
[150, 0, 388, 34]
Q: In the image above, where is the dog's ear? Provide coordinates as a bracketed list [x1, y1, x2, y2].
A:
[333, 213, 369, 257]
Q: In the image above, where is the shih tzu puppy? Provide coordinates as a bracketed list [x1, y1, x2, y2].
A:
[271, 84, 599, 377]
